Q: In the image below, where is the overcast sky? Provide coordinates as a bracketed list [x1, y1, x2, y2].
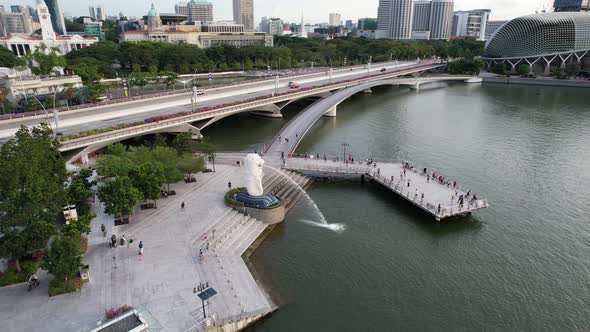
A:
[3, 0, 554, 23]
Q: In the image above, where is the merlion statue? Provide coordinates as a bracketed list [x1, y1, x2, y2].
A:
[244, 154, 264, 196]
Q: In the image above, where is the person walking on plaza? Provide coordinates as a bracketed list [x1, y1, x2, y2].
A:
[101, 224, 106, 237]
[138, 241, 144, 256]
[181, 201, 185, 209]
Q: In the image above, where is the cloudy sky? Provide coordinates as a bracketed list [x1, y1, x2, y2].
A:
[3, 0, 554, 23]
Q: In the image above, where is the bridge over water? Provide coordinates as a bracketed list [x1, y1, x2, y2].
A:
[265, 75, 476, 157]
[57, 63, 456, 163]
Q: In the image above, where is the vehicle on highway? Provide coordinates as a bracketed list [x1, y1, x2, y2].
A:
[288, 81, 300, 89]
[380, 68, 387, 72]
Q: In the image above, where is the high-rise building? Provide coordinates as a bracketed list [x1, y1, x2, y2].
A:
[0, 11, 33, 36]
[89, 6, 96, 20]
[377, 0, 414, 39]
[553, 0, 590, 12]
[268, 18, 283, 35]
[0, 6, 5, 13]
[187, 0, 213, 22]
[233, 0, 254, 32]
[329, 13, 341, 26]
[358, 18, 378, 30]
[174, 2, 188, 16]
[412, 1, 431, 31]
[44, 0, 66, 35]
[259, 16, 269, 32]
[96, 5, 105, 21]
[345, 20, 353, 30]
[452, 9, 490, 40]
[11, 5, 24, 13]
[429, 0, 453, 39]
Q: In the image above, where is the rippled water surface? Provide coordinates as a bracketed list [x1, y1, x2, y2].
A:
[204, 83, 590, 331]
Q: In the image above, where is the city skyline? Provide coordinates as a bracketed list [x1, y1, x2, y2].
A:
[0, 0, 553, 23]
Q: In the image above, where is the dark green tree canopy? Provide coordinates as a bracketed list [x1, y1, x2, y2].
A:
[0, 124, 66, 271]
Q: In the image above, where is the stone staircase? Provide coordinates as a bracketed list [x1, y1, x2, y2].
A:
[262, 170, 314, 212]
[191, 170, 313, 258]
[194, 208, 269, 257]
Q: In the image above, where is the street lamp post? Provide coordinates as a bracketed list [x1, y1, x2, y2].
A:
[193, 282, 215, 319]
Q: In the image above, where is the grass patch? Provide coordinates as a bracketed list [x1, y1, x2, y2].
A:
[0, 261, 39, 287]
[48, 277, 83, 297]
[225, 187, 246, 207]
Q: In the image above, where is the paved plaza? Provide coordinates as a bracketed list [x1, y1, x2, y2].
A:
[0, 164, 274, 332]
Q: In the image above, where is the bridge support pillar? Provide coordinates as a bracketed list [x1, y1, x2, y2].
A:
[409, 83, 420, 90]
[324, 105, 337, 117]
[249, 104, 283, 118]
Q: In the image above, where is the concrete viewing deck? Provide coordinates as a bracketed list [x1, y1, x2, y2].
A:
[283, 157, 489, 221]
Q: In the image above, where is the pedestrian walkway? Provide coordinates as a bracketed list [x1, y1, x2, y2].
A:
[0, 164, 275, 332]
[283, 157, 489, 221]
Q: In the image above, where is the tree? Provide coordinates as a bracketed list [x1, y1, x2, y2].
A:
[129, 71, 148, 91]
[0, 124, 66, 272]
[0, 47, 25, 68]
[42, 235, 82, 283]
[106, 143, 128, 157]
[150, 146, 183, 190]
[26, 45, 66, 76]
[195, 138, 216, 171]
[97, 176, 142, 220]
[177, 154, 206, 180]
[171, 133, 192, 155]
[129, 163, 164, 206]
[96, 154, 136, 178]
[67, 177, 93, 215]
[62, 213, 94, 237]
[491, 63, 507, 75]
[162, 71, 179, 90]
[65, 18, 85, 32]
[517, 64, 530, 77]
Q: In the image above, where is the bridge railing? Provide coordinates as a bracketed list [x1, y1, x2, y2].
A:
[59, 64, 446, 151]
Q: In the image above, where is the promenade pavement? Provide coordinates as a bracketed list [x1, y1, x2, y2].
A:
[0, 164, 273, 332]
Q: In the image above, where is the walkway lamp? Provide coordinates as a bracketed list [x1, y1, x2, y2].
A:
[194, 282, 217, 319]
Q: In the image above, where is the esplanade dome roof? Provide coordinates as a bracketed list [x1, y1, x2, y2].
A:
[484, 12, 590, 59]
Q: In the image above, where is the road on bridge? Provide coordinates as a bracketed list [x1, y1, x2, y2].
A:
[0, 61, 419, 142]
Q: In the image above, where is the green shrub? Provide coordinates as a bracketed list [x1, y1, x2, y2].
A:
[224, 187, 245, 207]
[0, 261, 39, 286]
[48, 277, 82, 297]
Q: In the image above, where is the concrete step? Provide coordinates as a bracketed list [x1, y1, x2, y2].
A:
[265, 173, 286, 194]
[193, 209, 236, 247]
[220, 217, 259, 254]
[211, 214, 249, 251]
[233, 222, 268, 256]
[234, 220, 266, 255]
[262, 172, 280, 188]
